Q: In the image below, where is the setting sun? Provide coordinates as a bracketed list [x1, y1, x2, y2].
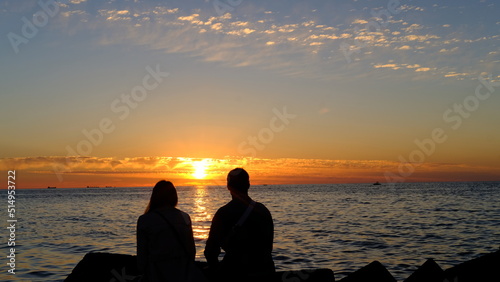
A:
[192, 159, 209, 179]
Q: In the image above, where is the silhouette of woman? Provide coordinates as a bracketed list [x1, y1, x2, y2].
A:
[137, 180, 197, 282]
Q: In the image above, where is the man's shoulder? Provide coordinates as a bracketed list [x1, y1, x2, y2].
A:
[214, 200, 272, 217]
[254, 201, 268, 208]
[214, 201, 236, 214]
[213, 200, 249, 219]
[254, 201, 272, 217]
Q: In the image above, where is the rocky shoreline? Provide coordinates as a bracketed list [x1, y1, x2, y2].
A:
[65, 249, 500, 281]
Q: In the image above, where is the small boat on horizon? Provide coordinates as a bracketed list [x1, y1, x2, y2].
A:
[47, 186, 56, 189]
[373, 181, 382, 185]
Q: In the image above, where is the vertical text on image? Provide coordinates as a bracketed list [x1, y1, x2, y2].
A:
[7, 170, 17, 275]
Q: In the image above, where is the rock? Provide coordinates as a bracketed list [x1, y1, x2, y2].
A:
[277, 269, 335, 282]
[65, 252, 335, 282]
[443, 250, 500, 282]
[339, 261, 396, 282]
[403, 258, 445, 282]
[65, 252, 140, 282]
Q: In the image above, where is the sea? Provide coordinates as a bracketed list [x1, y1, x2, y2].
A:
[1, 182, 500, 282]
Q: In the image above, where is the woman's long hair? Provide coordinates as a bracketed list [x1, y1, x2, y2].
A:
[144, 180, 178, 214]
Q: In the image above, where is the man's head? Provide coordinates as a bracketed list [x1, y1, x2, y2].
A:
[227, 168, 250, 194]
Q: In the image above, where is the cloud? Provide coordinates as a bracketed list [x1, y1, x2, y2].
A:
[232, 21, 249, 26]
[439, 47, 459, 53]
[0, 156, 213, 176]
[61, 10, 87, 18]
[99, 9, 132, 21]
[373, 62, 435, 73]
[400, 5, 425, 12]
[211, 23, 223, 30]
[403, 24, 422, 33]
[352, 19, 368, 25]
[444, 72, 470, 78]
[308, 34, 339, 40]
[277, 27, 296, 33]
[46, 2, 498, 81]
[404, 34, 440, 42]
[227, 28, 256, 36]
[374, 63, 400, 70]
[396, 45, 412, 50]
[415, 67, 431, 72]
[153, 7, 179, 15]
[178, 14, 200, 22]
[3, 155, 499, 187]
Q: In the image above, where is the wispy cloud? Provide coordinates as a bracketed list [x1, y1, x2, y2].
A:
[5, 1, 498, 81]
[373, 62, 435, 73]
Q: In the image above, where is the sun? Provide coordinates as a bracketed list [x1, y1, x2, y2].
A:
[192, 159, 209, 179]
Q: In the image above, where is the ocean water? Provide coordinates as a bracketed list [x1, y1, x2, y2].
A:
[1, 182, 500, 281]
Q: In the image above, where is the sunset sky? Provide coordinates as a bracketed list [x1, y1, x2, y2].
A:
[1, 0, 499, 188]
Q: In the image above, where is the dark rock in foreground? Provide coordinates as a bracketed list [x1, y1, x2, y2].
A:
[65, 253, 139, 282]
[65, 249, 500, 282]
[443, 250, 500, 282]
[65, 252, 335, 282]
[403, 258, 445, 282]
[338, 261, 396, 282]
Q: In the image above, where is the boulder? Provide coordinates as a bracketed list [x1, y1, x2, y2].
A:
[403, 258, 445, 282]
[65, 252, 335, 282]
[339, 261, 396, 282]
[443, 250, 500, 282]
[65, 252, 140, 282]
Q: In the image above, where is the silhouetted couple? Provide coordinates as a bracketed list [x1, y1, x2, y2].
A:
[136, 168, 275, 282]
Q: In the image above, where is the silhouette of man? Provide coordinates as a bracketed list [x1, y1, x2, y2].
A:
[204, 168, 275, 280]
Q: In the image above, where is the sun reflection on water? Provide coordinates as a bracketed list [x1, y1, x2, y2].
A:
[191, 186, 211, 241]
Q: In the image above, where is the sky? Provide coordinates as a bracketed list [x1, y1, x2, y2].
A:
[0, 0, 499, 188]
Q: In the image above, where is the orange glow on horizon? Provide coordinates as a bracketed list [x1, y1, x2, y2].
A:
[2, 156, 499, 188]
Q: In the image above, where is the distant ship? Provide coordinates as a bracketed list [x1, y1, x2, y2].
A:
[86, 186, 100, 188]
[47, 186, 56, 189]
[373, 181, 382, 185]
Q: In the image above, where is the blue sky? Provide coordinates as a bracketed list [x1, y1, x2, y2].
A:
[1, 0, 499, 187]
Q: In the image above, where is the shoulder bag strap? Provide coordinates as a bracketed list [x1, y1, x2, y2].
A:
[235, 200, 256, 228]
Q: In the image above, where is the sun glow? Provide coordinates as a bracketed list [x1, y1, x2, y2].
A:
[192, 159, 210, 179]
